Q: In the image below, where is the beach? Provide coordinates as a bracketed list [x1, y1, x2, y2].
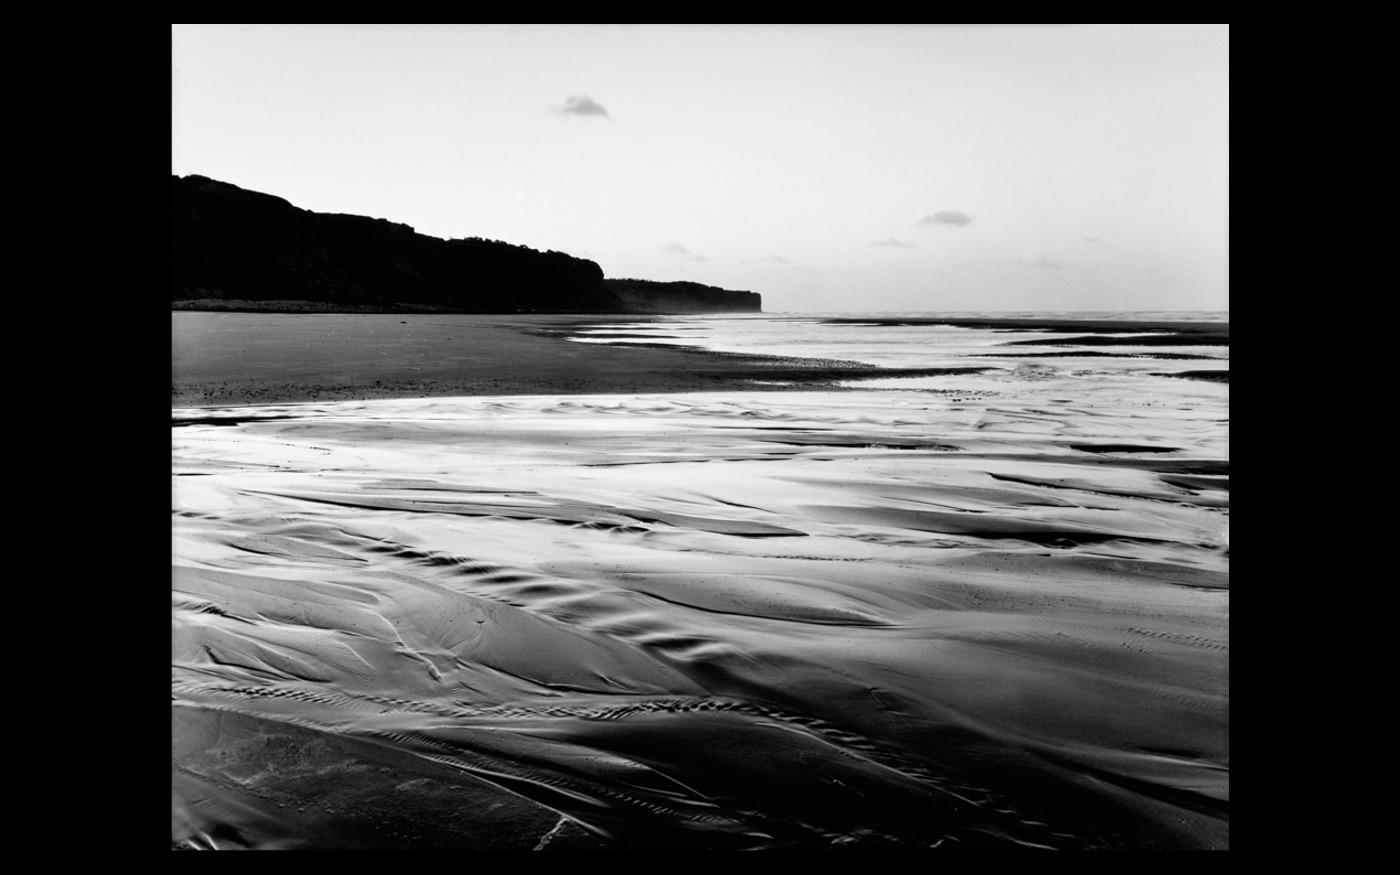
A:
[172, 312, 1228, 850]
[172, 313, 910, 406]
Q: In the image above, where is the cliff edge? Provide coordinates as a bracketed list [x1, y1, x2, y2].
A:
[172, 175, 761, 315]
[605, 279, 761, 314]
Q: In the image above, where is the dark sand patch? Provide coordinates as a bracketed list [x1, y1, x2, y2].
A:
[173, 313, 904, 406]
[1155, 370, 1229, 383]
[1069, 443, 1180, 454]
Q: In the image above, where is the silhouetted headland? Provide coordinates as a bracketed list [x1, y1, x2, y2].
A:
[171, 175, 761, 315]
[604, 278, 760, 314]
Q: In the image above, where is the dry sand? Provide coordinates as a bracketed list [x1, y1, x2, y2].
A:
[172, 314, 1228, 850]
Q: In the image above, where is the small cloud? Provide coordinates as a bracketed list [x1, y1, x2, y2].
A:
[662, 242, 706, 262]
[1081, 236, 1105, 244]
[557, 95, 611, 118]
[762, 255, 791, 264]
[1009, 255, 1074, 271]
[918, 210, 973, 227]
[871, 237, 916, 249]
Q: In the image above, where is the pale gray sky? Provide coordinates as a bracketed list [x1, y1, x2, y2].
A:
[172, 24, 1228, 313]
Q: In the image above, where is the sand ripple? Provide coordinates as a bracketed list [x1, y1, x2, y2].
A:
[173, 388, 1227, 849]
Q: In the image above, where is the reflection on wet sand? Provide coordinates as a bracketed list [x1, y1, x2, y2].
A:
[173, 385, 1227, 850]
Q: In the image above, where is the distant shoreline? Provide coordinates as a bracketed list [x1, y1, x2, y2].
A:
[172, 312, 883, 408]
[171, 311, 1228, 408]
[172, 299, 647, 315]
[173, 300, 1226, 326]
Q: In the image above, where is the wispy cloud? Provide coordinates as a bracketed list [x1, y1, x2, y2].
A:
[1080, 236, 1105, 244]
[662, 242, 707, 262]
[1009, 255, 1074, 271]
[557, 95, 611, 119]
[762, 255, 791, 264]
[871, 237, 916, 249]
[918, 210, 973, 227]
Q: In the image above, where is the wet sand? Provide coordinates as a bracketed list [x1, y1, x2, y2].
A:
[173, 313, 900, 406]
[172, 314, 1228, 850]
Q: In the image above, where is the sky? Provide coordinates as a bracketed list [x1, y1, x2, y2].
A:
[172, 24, 1228, 314]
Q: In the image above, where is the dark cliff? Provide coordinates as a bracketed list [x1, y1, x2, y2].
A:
[172, 174, 619, 312]
[605, 279, 762, 314]
[172, 175, 761, 314]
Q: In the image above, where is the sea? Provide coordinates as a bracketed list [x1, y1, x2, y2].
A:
[172, 311, 1229, 850]
[572, 309, 1228, 379]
